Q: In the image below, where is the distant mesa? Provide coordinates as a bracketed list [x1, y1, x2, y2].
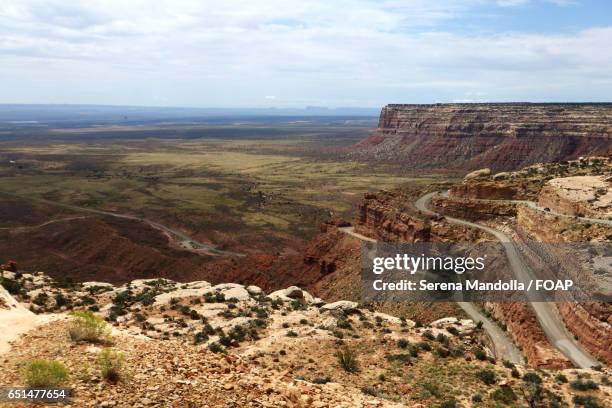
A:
[349, 103, 612, 172]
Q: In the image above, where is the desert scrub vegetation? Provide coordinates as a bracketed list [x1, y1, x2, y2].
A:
[476, 369, 496, 385]
[335, 346, 359, 373]
[23, 359, 69, 387]
[570, 378, 599, 391]
[68, 311, 111, 343]
[1, 276, 22, 294]
[97, 348, 126, 384]
[573, 395, 603, 408]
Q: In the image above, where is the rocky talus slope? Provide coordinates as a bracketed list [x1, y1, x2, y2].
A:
[349, 104, 612, 171]
[2, 271, 611, 407]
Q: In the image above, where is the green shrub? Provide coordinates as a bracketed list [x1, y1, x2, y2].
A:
[473, 347, 487, 361]
[23, 359, 69, 387]
[418, 341, 432, 351]
[97, 348, 126, 384]
[361, 386, 379, 397]
[312, 376, 331, 384]
[491, 386, 517, 404]
[0, 277, 21, 294]
[573, 395, 602, 408]
[386, 353, 412, 363]
[219, 334, 232, 347]
[555, 373, 568, 383]
[229, 325, 247, 342]
[54, 293, 69, 308]
[33, 292, 48, 306]
[286, 330, 298, 337]
[208, 342, 223, 353]
[439, 399, 457, 408]
[422, 331, 435, 340]
[335, 347, 358, 373]
[471, 394, 482, 403]
[570, 378, 599, 391]
[476, 369, 496, 385]
[194, 331, 209, 344]
[337, 318, 352, 329]
[446, 326, 459, 336]
[68, 311, 111, 343]
[522, 372, 542, 385]
[113, 291, 133, 306]
[397, 338, 409, 349]
[436, 333, 449, 345]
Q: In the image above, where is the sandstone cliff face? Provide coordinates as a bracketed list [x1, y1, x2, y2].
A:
[516, 207, 612, 365]
[517, 206, 611, 243]
[557, 302, 612, 366]
[355, 191, 486, 243]
[485, 302, 571, 369]
[356, 192, 431, 242]
[450, 182, 520, 200]
[350, 104, 612, 171]
[431, 195, 517, 220]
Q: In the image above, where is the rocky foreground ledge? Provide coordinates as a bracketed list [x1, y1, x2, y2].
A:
[1, 271, 610, 407]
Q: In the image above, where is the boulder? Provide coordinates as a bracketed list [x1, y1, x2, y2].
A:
[492, 171, 510, 180]
[373, 312, 402, 325]
[268, 286, 314, 304]
[320, 301, 359, 312]
[246, 285, 263, 296]
[464, 168, 491, 180]
[220, 286, 251, 301]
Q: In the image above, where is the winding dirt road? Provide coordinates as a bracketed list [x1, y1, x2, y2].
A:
[459, 195, 612, 227]
[338, 225, 523, 364]
[416, 191, 600, 368]
[0, 192, 244, 258]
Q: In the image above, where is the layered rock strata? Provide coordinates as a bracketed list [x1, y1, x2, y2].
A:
[350, 104, 612, 171]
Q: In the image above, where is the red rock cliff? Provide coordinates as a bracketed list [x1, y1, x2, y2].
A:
[350, 103, 612, 171]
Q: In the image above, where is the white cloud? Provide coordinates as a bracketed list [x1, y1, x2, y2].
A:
[546, 0, 577, 5]
[496, 0, 530, 6]
[0, 0, 609, 106]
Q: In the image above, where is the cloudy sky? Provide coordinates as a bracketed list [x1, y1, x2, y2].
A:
[1, 0, 611, 107]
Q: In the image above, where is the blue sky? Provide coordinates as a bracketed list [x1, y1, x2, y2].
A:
[0, 0, 611, 108]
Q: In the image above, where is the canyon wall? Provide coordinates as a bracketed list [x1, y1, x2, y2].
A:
[350, 103, 612, 171]
[484, 302, 571, 369]
[516, 208, 612, 365]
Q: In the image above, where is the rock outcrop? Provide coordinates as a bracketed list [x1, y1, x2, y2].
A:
[350, 103, 612, 171]
[538, 175, 611, 218]
[355, 190, 487, 243]
[431, 195, 517, 220]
